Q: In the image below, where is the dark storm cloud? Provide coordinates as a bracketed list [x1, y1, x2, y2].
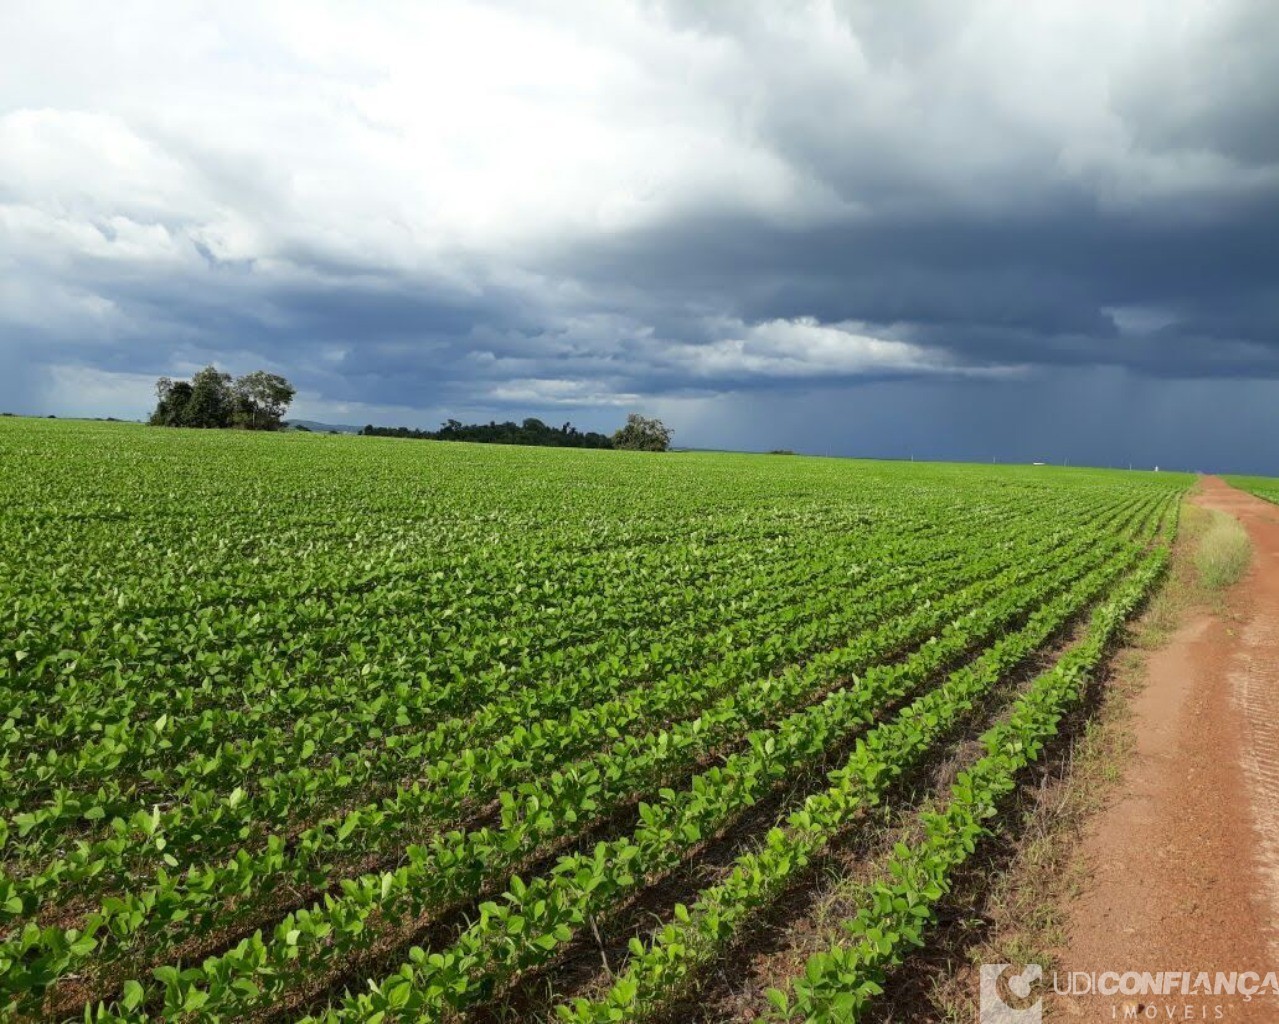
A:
[2, 0, 1278, 466]
[681, 368, 1279, 476]
[544, 185, 1279, 374]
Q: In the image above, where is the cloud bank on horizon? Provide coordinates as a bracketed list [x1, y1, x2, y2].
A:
[2, 1, 1277, 470]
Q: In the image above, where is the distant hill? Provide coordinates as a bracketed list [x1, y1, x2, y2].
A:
[284, 419, 363, 434]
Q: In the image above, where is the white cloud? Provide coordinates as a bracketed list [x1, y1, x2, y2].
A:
[0, 1, 827, 281]
[4, 0, 1265, 282]
[489, 378, 641, 407]
[686, 318, 941, 378]
[667, 317, 1024, 381]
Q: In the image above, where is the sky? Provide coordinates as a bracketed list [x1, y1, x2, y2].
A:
[2, 1, 1277, 472]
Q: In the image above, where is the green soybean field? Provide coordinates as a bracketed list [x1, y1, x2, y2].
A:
[0, 418, 1190, 1023]
[1225, 476, 1279, 507]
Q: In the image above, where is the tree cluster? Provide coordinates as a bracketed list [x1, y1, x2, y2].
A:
[359, 412, 674, 452]
[150, 367, 296, 430]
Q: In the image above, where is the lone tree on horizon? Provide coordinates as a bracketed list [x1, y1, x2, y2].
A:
[150, 367, 295, 430]
[612, 413, 673, 452]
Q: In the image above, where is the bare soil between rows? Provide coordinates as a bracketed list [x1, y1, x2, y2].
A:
[1053, 477, 1279, 1022]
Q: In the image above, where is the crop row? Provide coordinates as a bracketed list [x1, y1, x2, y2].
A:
[326, 537, 1153, 1024]
[0, 501, 1011, 857]
[74, 498, 1162, 1020]
[551, 544, 1160, 1023]
[763, 549, 1168, 1022]
[1, 515, 1107, 1017]
[1, 493, 1138, 914]
[2, 495, 1058, 812]
[3, 508, 894, 769]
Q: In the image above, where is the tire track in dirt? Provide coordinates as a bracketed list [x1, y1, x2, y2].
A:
[1054, 478, 1279, 1022]
[1199, 481, 1279, 966]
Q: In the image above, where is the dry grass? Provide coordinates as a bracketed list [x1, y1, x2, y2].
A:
[1130, 502, 1207, 648]
[1194, 508, 1251, 591]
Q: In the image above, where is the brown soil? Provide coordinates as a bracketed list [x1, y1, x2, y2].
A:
[1055, 478, 1279, 1021]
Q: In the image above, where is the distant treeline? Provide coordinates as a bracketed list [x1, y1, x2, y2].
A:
[360, 418, 615, 449]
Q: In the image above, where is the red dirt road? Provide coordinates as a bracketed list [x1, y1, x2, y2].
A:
[1053, 478, 1279, 1021]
